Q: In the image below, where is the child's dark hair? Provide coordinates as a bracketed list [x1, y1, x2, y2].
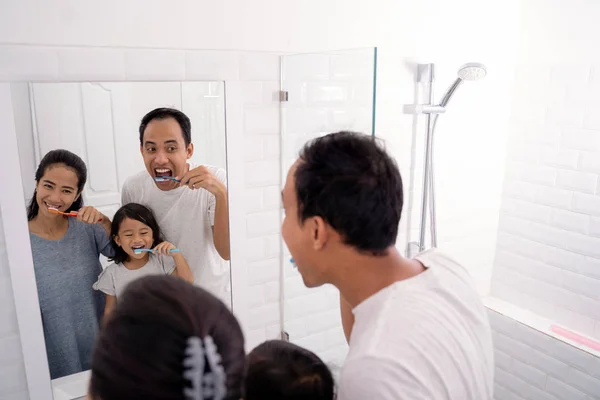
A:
[110, 203, 163, 264]
[27, 149, 87, 221]
[89, 275, 246, 400]
[245, 340, 335, 400]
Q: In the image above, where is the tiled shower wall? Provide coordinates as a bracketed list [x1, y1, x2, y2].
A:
[492, 0, 600, 340]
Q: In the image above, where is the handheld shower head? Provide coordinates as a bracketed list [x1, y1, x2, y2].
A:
[457, 63, 487, 81]
[439, 62, 487, 107]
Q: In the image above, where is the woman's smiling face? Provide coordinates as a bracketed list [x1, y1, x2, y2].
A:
[35, 163, 81, 218]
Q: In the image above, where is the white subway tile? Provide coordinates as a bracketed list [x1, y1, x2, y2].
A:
[573, 194, 600, 216]
[548, 340, 596, 374]
[551, 209, 590, 234]
[236, 82, 265, 106]
[244, 136, 264, 162]
[493, 383, 525, 400]
[512, 323, 553, 352]
[247, 284, 266, 308]
[244, 106, 279, 135]
[583, 110, 600, 130]
[246, 237, 266, 262]
[488, 310, 517, 336]
[510, 358, 547, 389]
[246, 210, 280, 237]
[124, 49, 186, 80]
[580, 152, 600, 174]
[244, 187, 264, 214]
[562, 130, 600, 151]
[503, 181, 537, 202]
[502, 199, 551, 224]
[581, 257, 600, 280]
[263, 135, 280, 160]
[567, 368, 600, 397]
[264, 234, 281, 258]
[517, 165, 557, 186]
[561, 270, 600, 300]
[57, 48, 125, 81]
[262, 186, 281, 211]
[546, 376, 588, 400]
[246, 258, 279, 286]
[266, 324, 281, 340]
[245, 160, 280, 187]
[329, 53, 374, 81]
[535, 186, 573, 209]
[0, 46, 58, 81]
[554, 306, 596, 336]
[185, 51, 240, 80]
[546, 106, 585, 128]
[556, 170, 597, 194]
[282, 54, 329, 81]
[495, 349, 512, 370]
[0, 364, 27, 397]
[239, 53, 280, 81]
[247, 302, 280, 331]
[265, 281, 280, 303]
[245, 328, 267, 349]
[307, 83, 349, 103]
[539, 246, 585, 274]
[540, 147, 580, 169]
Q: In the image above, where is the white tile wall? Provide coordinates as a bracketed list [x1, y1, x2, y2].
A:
[490, 309, 600, 400]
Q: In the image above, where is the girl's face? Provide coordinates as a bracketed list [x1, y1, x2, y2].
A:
[114, 217, 154, 260]
[35, 164, 80, 218]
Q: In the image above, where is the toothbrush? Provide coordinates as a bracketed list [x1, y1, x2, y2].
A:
[48, 207, 103, 221]
[154, 176, 181, 183]
[134, 248, 180, 254]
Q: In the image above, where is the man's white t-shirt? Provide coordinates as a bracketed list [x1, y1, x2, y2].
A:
[121, 166, 230, 305]
[339, 249, 494, 400]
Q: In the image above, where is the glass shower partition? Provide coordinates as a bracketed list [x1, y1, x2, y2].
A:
[279, 48, 377, 376]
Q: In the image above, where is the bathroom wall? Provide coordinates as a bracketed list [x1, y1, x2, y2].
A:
[493, 0, 600, 340]
[490, 309, 600, 400]
[0, 0, 521, 398]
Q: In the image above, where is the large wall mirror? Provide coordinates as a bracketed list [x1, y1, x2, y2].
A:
[9, 81, 230, 397]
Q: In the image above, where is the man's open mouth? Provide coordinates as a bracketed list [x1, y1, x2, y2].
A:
[154, 168, 172, 178]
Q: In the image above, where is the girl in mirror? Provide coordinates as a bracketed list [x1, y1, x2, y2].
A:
[93, 203, 194, 317]
[27, 149, 114, 379]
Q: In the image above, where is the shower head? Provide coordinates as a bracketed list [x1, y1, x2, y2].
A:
[439, 62, 487, 107]
[457, 63, 487, 81]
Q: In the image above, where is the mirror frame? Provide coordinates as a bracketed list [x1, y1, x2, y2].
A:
[0, 76, 251, 399]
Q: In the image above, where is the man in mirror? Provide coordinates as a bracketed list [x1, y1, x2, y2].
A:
[122, 108, 231, 304]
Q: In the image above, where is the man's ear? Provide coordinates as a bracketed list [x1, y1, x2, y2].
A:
[186, 142, 194, 159]
[310, 216, 329, 251]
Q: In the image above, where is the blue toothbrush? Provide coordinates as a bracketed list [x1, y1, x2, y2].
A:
[134, 248, 180, 254]
[154, 176, 181, 183]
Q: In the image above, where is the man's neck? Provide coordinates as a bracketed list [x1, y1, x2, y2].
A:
[331, 246, 426, 308]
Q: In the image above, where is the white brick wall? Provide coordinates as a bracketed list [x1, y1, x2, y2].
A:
[492, 10, 600, 340]
[489, 309, 600, 400]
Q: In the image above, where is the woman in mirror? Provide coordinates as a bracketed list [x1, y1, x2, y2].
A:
[27, 149, 115, 379]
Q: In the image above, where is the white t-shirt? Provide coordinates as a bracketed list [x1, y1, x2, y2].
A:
[121, 166, 230, 304]
[339, 249, 494, 400]
[93, 254, 175, 299]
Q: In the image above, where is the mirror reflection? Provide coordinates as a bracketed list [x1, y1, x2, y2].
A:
[11, 81, 230, 380]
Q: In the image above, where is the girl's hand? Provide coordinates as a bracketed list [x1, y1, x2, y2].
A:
[77, 206, 104, 224]
[153, 241, 178, 256]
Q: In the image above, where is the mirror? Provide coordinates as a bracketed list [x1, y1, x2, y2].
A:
[9, 81, 230, 387]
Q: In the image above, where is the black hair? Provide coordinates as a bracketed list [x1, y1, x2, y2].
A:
[109, 203, 164, 264]
[139, 107, 192, 147]
[26, 149, 87, 221]
[245, 340, 335, 400]
[295, 131, 403, 256]
[89, 275, 245, 400]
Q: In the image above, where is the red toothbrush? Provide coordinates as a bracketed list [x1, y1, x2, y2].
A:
[48, 207, 103, 222]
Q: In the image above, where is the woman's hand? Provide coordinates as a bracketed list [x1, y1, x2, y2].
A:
[77, 206, 104, 224]
[153, 241, 177, 256]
